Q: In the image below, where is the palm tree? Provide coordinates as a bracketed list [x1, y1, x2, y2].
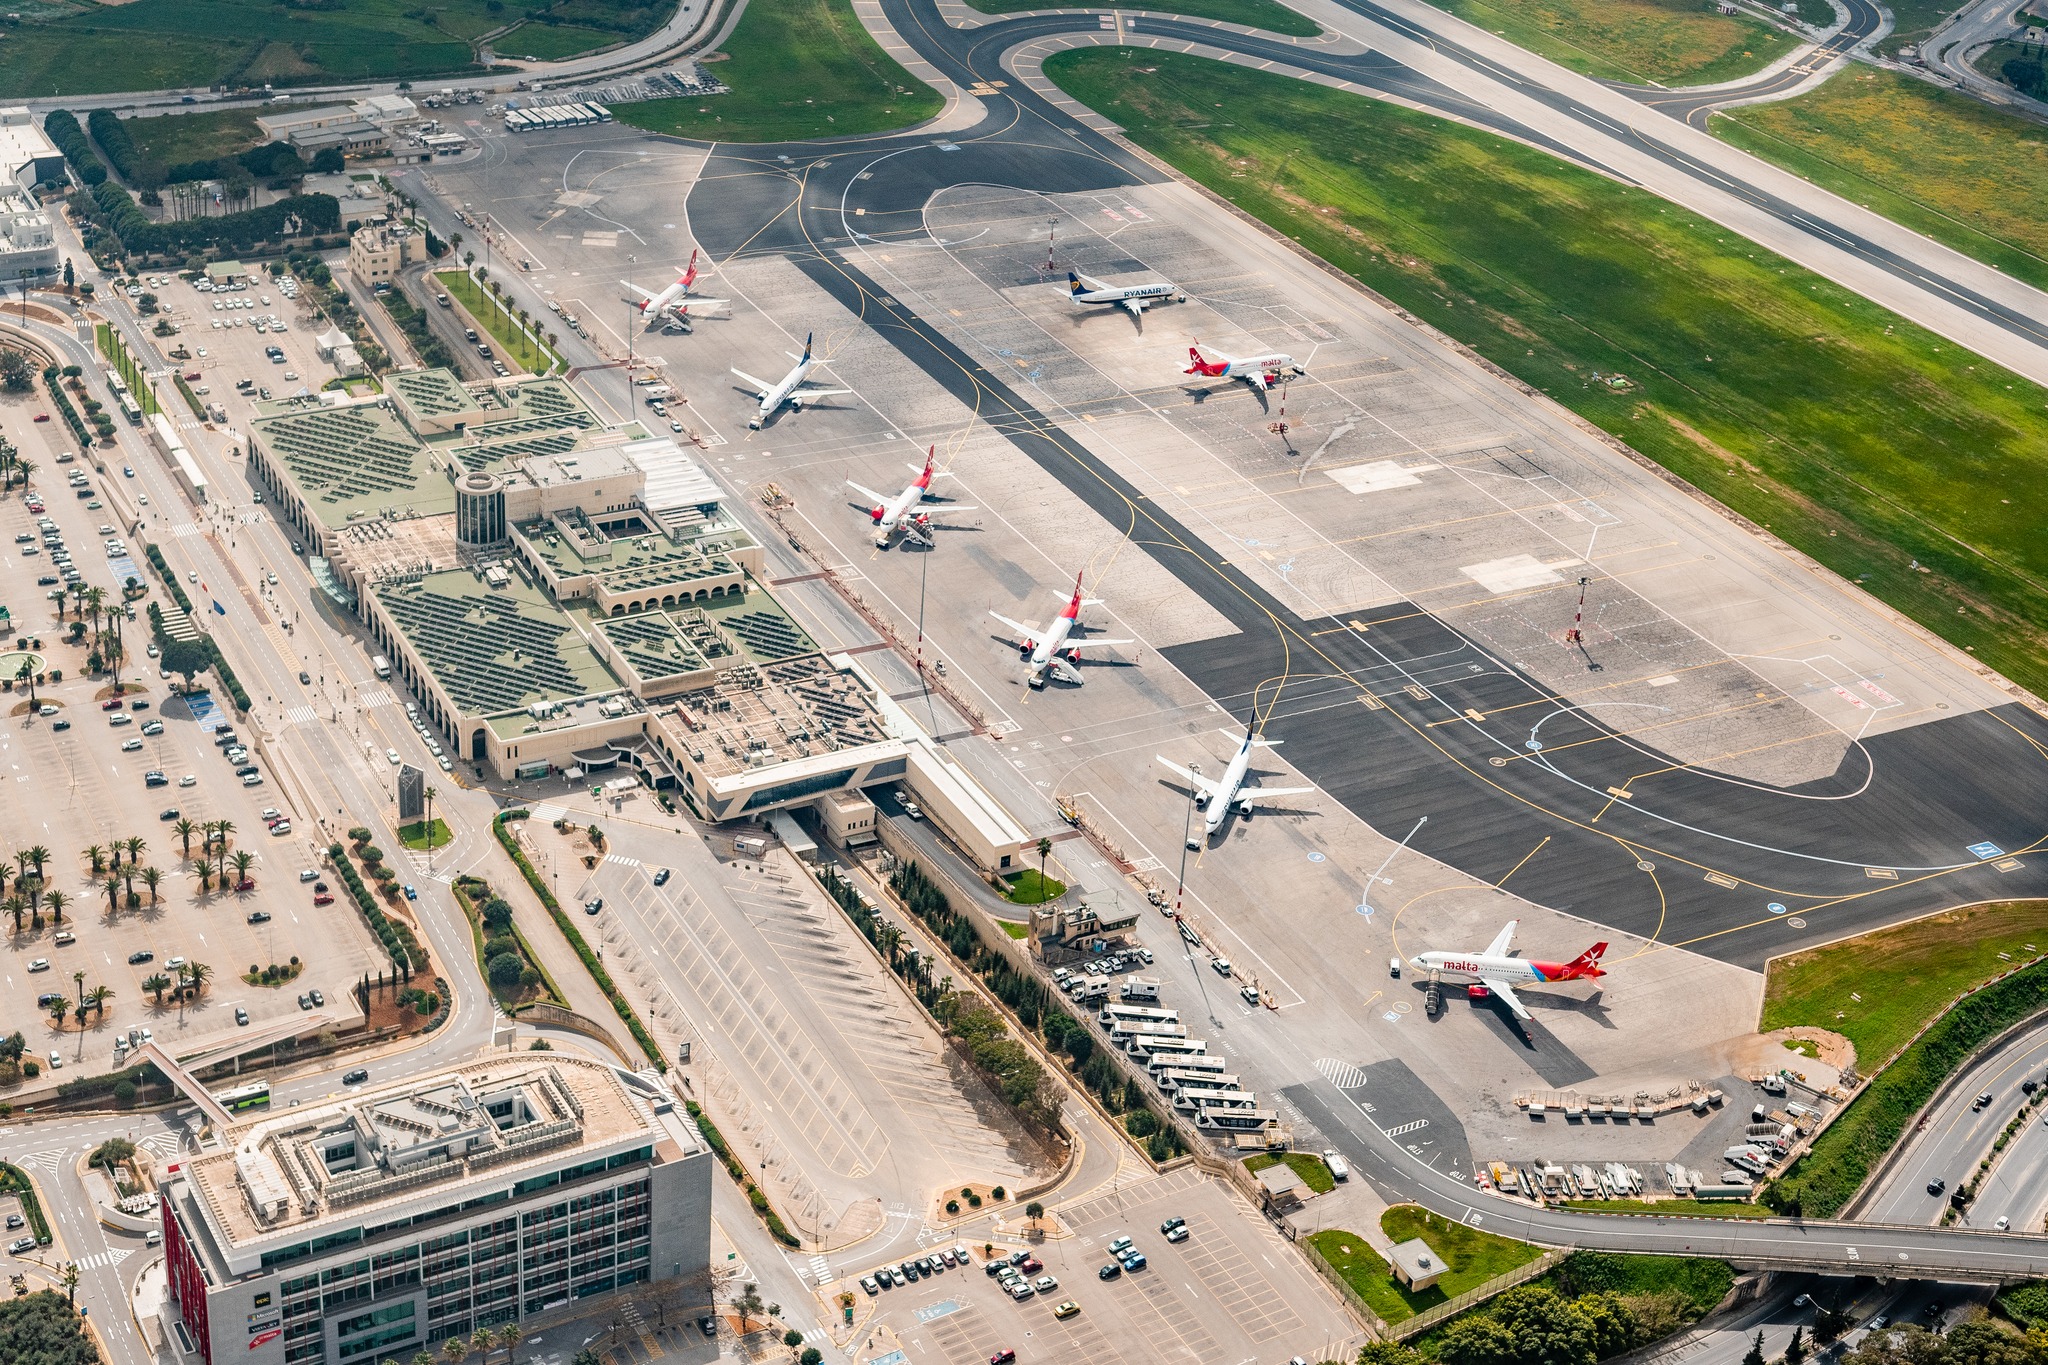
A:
[102, 875, 121, 916]
[84, 844, 105, 876]
[123, 835, 145, 869]
[13, 658, 33, 705]
[47, 996, 66, 1031]
[140, 866, 161, 905]
[61, 1260, 78, 1307]
[213, 820, 236, 878]
[27, 845, 48, 881]
[423, 785, 437, 850]
[174, 818, 196, 861]
[67, 581, 85, 621]
[72, 968, 85, 1009]
[183, 961, 211, 995]
[87, 983, 112, 1016]
[44, 888, 66, 925]
[440, 1337, 467, 1365]
[20, 874, 39, 926]
[3, 895, 22, 936]
[230, 850, 254, 889]
[143, 972, 170, 1005]
[468, 1330, 491, 1365]
[12, 456, 33, 490]
[1036, 835, 1052, 893]
[412, 1351, 435, 1365]
[84, 586, 105, 637]
[494, 1325, 519, 1362]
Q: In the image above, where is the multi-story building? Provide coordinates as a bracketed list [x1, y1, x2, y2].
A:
[159, 1056, 712, 1365]
[0, 108, 64, 192]
[346, 224, 414, 291]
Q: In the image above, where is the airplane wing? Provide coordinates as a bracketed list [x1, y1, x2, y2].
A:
[1481, 978, 1531, 1020]
[791, 385, 853, 401]
[846, 481, 891, 505]
[1157, 756, 1224, 801]
[1236, 784, 1314, 802]
[1119, 297, 1149, 316]
[1484, 919, 1520, 959]
[1065, 636, 1135, 651]
[730, 368, 773, 395]
[674, 296, 728, 313]
[987, 611, 1037, 638]
[621, 281, 656, 302]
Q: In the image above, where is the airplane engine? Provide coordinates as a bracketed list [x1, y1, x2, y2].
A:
[1066, 647, 1083, 664]
[1237, 800, 1254, 817]
[1193, 792, 1211, 810]
[870, 508, 886, 524]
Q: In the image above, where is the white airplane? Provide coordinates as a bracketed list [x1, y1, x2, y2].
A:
[621, 250, 727, 326]
[1157, 727, 1315, 848]
[1408, 920, 1608, 1021]
[732, 332, 852, 429]
[848, 446, 977, 548]
[989, 572, 1135, 688]
[1067, 270, 1184, 318]
[1183, 340, 1303, 392]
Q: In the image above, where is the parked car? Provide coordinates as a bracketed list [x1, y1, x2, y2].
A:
[248, 911, 271, 924]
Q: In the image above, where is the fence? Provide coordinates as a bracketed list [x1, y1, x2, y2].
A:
[1392, 1246, 1574, 1341]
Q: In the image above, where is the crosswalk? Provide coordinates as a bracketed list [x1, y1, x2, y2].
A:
[72, 1249, 132, 1272]
[1315, 1058, 1368, 1090]
[13, 1149, 63, 1174]
[168, 522, 202, 538]
[284, 705, 318, 726]
[137, 1131, 183, 1159]
[604, 853, 641, 868]
[530, 803, 566, 823]
[361, 690, 396, 709]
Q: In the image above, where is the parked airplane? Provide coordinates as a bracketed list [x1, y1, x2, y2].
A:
[1157, 728, 1314, 848]
[989, 572, 1134, 688]
[732, 332, 852, 428]
[849, 446, 977, 547]
[1408, 920, 1607, 1020]
[1183, 340, 1303, 392]
[622, 250, 727, 326]
[1067, 270, 1184, 318]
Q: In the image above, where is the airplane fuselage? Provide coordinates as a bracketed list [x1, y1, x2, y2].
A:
[1076, 282, 1178, 307]
[755, 357, 816, 428]
[639, 280, 686, 315]
[1021, 611, 1077, 685]
[873, 473, 933, 544]
[1192, 739, 1257, 844]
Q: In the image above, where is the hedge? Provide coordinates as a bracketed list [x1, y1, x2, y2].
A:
[325, 842, 426, 974]
[0, 1164, 51, 1245]
[40, 367, 91, 447]
[42, 111, 107, 186]
[1766, 960, 2048, 1217]
[685, 1100, 799, 1247]
[75, 181, 340, 260]
[492, 812, 664, 1070]
[88, 110, 151, 188]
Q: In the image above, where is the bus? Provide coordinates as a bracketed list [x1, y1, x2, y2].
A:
[1154, 1069, 1240, 1094]
[1195, 1104, 1277, 1132]
[1141, 1037, 1209, 1067]
[215, 1081, 272, 1112]
[1098, 1004, 1178, 1028]
[1173, 1087, 1259, 1114]
[1111, 1021, 1187, 1051]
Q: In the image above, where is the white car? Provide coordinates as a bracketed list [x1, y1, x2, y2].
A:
[178, 775, 196, 787]
[387, 749, 401, 765]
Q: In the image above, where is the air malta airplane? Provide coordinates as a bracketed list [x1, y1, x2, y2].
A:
[849, 446, 976, 548]
[989, 572, 1134, 688]
[1067, 270, 1184, 318]
[732, 332, 852, 429]
[1183, 339, 1303, 392]
[621, 250, 727, 327]
[1409, 920, 1607, 1020]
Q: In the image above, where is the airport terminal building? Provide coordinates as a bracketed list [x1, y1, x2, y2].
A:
[159, 1056, 712, 1365]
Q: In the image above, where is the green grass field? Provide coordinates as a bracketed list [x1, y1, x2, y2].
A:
[439, 270, 560, 375]
[1762, 901, 2048, 1068]
[0, 0, 654, 95]
[1426, 0, 1798, 84]
[1717, 70, 2048, 294]
[1561, 1198, 1774, 1218]
[1246, 1150, 1337, 1193]
[398, 818, 452, 851]
[1046, 48, 2048, 705]
[1878, 0, 1963, 55]
[498, 21, 622, 61]
[963, 0, 1318, 38]
[1003, 868, 1066, 904]
[94, 325, 160, 417]
[121, 110, 265, 171]
[613, 0, 942, 142]
[1305, 1209, 1540, 1322]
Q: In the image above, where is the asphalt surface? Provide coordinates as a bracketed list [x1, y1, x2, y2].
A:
[1860, 1017, 2048, 1228]
[1615, 0, 1889, 129]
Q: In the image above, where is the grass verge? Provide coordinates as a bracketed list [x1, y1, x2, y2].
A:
[397, 818, 452, 852]
[1303, 1230, 1413, 1324]
[1004, 868, 1065, 904]
[499, 21, 620, 60]
[493, 812, 665, 1070]
[122, 108, 264, 170]
[0, 1164, 51, 1245]
[438, 269, 558, 374]
[684, 1098, 801, 1246]
[613, 0, 942, 142]
[1561, 1198, 1774, 1218]
[1715, 69, 2048, 295]
[1044, 47, 2048, 703]
[963, 0, 1316, 36]
[1424, 0, 1798, 84]
[94, 325, 160, 416]
[1766, 958, 2048, 1217]
[1762, 901, 2048, 1068]
[998, 919, 1029, 940]
[1246, 1149, 1336, 1193]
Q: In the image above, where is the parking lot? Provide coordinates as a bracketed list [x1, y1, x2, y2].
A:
[0, 390, 383, 1079]
[142, 266, 332, 421]
[844, 1166, 1341, 1365]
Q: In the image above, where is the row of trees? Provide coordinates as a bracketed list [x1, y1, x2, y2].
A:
[72, 180, 342, 263]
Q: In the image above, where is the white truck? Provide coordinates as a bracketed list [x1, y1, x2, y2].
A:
[1323, 1150, 1351, 1182]
[372, 655, 391, 680]
[1120, 975, 1161, 1003]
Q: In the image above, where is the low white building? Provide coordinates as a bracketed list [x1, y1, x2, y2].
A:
[0, 191, 58, 278]
[0, 109, 64, 192]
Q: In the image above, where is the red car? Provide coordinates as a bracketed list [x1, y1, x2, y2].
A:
[100, 698, 124, 711]
[31, 413, 48, 422]
[1019, 1258, 1042, 1275]
[235, 878, 255, 892]
[313, 892, 334, 906]
[183, 371, 202, 381]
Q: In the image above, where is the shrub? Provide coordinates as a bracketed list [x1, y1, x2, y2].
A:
[486, 952, 524, 988]
[112, 1079, 136, 1105]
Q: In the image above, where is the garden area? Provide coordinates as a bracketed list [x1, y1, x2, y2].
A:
[453, 874, 558, 1009]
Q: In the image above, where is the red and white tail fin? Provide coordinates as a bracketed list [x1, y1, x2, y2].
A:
[680, 248, 700, 291]
[914, 445, 937, 490]
[1563, 943, 1607, 979]
[1184, 342, 1227, 378]
[1062, 571, 1085, 620]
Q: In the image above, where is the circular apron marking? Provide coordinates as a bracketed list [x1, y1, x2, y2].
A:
[1767, 902, 1788, 915]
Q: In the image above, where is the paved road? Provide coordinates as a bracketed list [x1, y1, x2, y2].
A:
[1860, 1016, 2048, 1228]
[1920, 0, 2048, 113]
[1617, 0, 1889, 129]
